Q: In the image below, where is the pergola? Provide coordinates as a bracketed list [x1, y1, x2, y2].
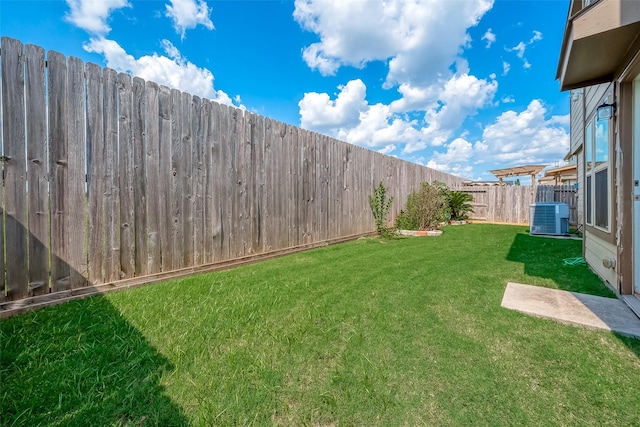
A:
[539, 164, 577, 185]
[489, 165, 547, 186]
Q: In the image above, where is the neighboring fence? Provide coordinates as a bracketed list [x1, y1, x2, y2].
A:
[0, 37, 466, 304]
[460, 185, 577, 225]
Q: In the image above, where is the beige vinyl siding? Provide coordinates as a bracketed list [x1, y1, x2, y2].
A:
[574, 0, 640, 40]
[584, 233, 617, 287]
[576, 147, 585, 226]
[584, 83, 612, 117]
[569, 91, 584, 156]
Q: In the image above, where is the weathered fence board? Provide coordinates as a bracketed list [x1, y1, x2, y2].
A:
[2, 37, 29, 300]
[237, 110, 250, 256]
[170, 88, 183, 270]
[25, 44, 49, 295]
[158, 85, 172, 272]
[209, 100, 223, 261]
[262, 118, 275, 251]
[87, 62, 104, 284]
[220, 104, 233, 259]
[118, 72, 136, 279]
[68, 57, 88, 288]
[192, 95, 205, 266]
[1, 37, 474, 308]
[145, 81, 161, 274]
[132, 77, 148, 277]
[49, 50, 70, 291]
[181, 91, 194, 267]
[103, 68, 120, 283]
[252, 114, 265, 252]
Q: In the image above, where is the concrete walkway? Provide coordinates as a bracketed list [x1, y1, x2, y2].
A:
[501, 282, 640, 339]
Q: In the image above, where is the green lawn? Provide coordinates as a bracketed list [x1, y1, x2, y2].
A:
[2, 224, 639, 426]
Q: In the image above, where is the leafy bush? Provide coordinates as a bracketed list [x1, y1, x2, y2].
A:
[369, 181, 394, 235]
[395, 210, 417, 231]
[448, 190, 474, 221]
[430, 181, 474, 222]
[432, 181, 452, 221]
[395, 182, 448, 231]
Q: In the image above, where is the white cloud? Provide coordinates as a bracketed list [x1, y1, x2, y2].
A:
[84, 38, 237, 105]
[508, 41, 526, 58]
[502, 61, 510, 76]
[65, 0, 130, 35]
[378, 144, 397, 155]
[293, 0, 494, 87]
[550, 114, 570, 126]
[530, 30, 543, 42]
[299, 73, 497, 154]
[388, 84, 439, 113]
[426, 137, 474, 177]
[403, 73, 497, 152]
[423, 101, 569, 177]
[165, 0, 214, 39]
[66, 0, 237, 108]
[500, 95, 515, 103]
[299, 79, 368, 131]
[337, 103, 424, 149]
[481, 28, 496, 48]
[300, 80, 422, 148]
[507, 30, 543, 68]
[477, 100, 569, 165]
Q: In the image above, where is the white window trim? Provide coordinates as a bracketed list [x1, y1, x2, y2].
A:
[585, 115, 612, 233]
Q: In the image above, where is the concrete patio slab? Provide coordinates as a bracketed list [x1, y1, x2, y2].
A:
[501, 282, 640, 339]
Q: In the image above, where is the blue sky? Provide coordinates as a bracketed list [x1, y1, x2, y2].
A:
[1, 0, 571, 183]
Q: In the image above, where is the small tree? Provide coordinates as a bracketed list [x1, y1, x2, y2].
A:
[432, 181, 452, 221]
[369, 181, 394, 235]
[396, 182, 448, 231]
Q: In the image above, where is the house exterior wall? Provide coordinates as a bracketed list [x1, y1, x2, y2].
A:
[583, 83, 615, 245]
[574, 0, 640, 39]
[569, 89, 585, 228]
[584, 233, 617, 288]
[569, 90, 584, 156]
[572, 66, 639, 295]
[559, 0, 640, 296]
[581, 84, 618, 288]
[576, 148, 584, 227]
[615, 75, 638, 295]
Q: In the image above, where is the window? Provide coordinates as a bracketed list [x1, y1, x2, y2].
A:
[595, 169, 608, 228]
[584, 115, 610, 231]
[586, 175, 592, 225]
[595, 120, 608, 164]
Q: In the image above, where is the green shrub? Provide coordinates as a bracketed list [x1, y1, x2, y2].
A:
[369, 181, 394, 235]
[430, 181, 474, 222]
[448, 190, 474, 221]
[432, 181, 452, 221]
[395, 210, 418, 231]
[395, 182, 448, 231]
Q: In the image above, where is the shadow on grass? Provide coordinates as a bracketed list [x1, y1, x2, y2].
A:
[507, 231, 640, 356]
[506, 231, 615, 297]
[0, 295, 189, 426]
[614, 333, 640, 356]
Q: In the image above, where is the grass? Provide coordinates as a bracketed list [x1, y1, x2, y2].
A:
[2, 224, 639, 426]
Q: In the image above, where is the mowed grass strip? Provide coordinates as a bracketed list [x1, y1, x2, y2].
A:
[2, 224, 639, 426]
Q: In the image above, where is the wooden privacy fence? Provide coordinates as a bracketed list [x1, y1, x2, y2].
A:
[460, 185, 578, 225]
[0, 37, 465, 305]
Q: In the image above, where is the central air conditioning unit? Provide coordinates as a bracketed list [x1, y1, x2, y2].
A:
[529, 202, 570, 236]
